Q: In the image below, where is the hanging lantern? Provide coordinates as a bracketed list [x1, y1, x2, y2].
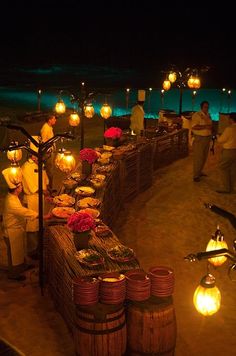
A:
[55, 148, 66, 169]
[162, 80, 171, 91]
[55, 98, 66, 114]
[187, 76, 195, 89]
[84, 103, 95, 118]
[100, 104, 112, 119]
[193, 77, 201, 89]
[168, 72, 177, 83]
[58, 151, 76, 173]
[7, 142, 22, 162]
[69, 112, 80, 127]
[9, 163, 22, 185]
[193, 274, 221, 316]
[206, 226, 228, 266]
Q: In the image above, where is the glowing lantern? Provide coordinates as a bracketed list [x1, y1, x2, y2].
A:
[7, 142, 22, 162]
[100, 104, 112, 119]
[69, 112, 80, 127]
[84, 104, 95, 118]
[206, 226, 228, 266]
[58, 151, 76, 173]
[193, 77, 201, 89]
[9, 163, 22, 185]
[187, 76, 195, 89]
[193, 274, 221, 316]
[162, 80, 171, 91]
[168, 72, 177, 83]
[55, 148, 66, 169]
[55, 99, 66, 114]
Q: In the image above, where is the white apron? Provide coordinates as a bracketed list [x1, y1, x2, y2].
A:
[25, 194, 39, 232]
[5, 227, 26, 266]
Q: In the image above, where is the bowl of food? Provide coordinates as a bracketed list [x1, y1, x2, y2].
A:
[74, 249, 105, 267]
[53, 194, 75, 207]
[75, 186, 95, 197]
[107, 245, 135, 262]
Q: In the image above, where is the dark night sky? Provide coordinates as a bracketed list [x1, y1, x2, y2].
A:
[0, 1, 235, 87]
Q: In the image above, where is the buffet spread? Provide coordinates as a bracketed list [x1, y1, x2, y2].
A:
[45, 128, 188, 355]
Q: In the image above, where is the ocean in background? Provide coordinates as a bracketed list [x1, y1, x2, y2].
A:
[0, 65, 235, 120]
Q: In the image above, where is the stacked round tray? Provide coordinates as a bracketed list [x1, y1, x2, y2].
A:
[125, 269, 150, 301]
[148, 266, 175, 297]
[72, 276, 99, 306]
[98, 272, 126, 305]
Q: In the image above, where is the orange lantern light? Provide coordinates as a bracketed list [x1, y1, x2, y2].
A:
[69, 112, 80, 127]
[193, 274, 221, 316]
[100, 104, 112, 119]
[58, 151, 76, 173]
[7, 142, 22, 162]
[55, 98, 66, 114]
[55, 148, 66, 169]
[168, 72, 177, 83]
[187, 76, 195, 89]
[8, 162, 22, 185]
[193, 77, 201, 89]
[162, 80, 171, 91]
[206, 226, 228, 267]
[84, 104, 95, 119]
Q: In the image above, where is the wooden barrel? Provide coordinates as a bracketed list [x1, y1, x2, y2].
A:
[74, 303, 127, 356]
[126, 296, 177, 356]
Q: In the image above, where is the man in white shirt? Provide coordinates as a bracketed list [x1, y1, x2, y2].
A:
[2, 169, 38, 281]
[216, 113, 236, 193]
[130, 101, 145, 136]
[191, 101, 212, 182]
[40, 114, 57, 192]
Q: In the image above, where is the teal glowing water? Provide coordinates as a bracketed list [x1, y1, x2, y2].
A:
[0, 87, 235, 121]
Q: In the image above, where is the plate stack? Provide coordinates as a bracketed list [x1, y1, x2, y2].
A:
[98, 272, 126, 305]
[125, 269, 151, 301]
[72, 276, 99, 306]
[148, 266, 175, 297]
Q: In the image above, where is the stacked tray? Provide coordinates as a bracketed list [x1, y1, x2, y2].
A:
[125, 269, 150, 301]
[149, 266, 175, 297]
[72, 276, 99, 306]
[98, 272, 126, 305]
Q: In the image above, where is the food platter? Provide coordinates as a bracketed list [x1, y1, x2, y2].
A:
[71, 172, 82, 182]
[53, 194, 75, 207]
[95, 224, 112, 237]
[74, 249, 105, 266]
[52, 207, 75, 219]
[107, 245, 135, 262]
[88, 174, 106, 188]
[77, 197, 101, 208]
[103, 145, 115, 151]
[75, 186, 95, 197]
[78, 208, 100, 218]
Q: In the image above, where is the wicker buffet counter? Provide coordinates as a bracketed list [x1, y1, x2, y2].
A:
[45, 128, 188, 355]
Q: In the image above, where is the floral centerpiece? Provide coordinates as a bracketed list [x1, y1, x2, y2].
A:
[79, 148, 98, 176]
[67, 211, 95, 250]
[104, 127, 122, 147]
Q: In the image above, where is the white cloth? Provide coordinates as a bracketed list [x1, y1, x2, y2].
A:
[130, 104, 145, 132]
[191, 110, 212, 136]
[40, 122, 54, 142]
[2, 194, 38, 265]
[21, 159, 49, 232]
[217, 123, 236, 149]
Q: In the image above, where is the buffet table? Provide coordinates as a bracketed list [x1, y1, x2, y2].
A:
[45, 128, 188, 355]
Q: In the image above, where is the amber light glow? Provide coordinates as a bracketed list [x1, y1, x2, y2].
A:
[69, 112, 80, 127]
[206, 226, 228, 266]
[7, 142, 22, 162]
[168, 72, 177, 83]
[193, 274, 221, 316]
[162, 80, 171, 91]
[55, 148, 66, 168]
[84, 104, 95, 119]
[55, 99, 66, 114]
[9, 163, 22, 184]
[58, 151, 76, 173]
[100, 104, 112, 119]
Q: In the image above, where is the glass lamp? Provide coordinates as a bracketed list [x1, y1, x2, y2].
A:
[7, 142, 22, 162]
[55, 148, 66, 169]
[9, 162, 22, 185]
[162, 80, 171, 91]
[69, 112, 80, 127]
[193, 77, 201, 89]
[100, 104, 112, 119]
[55, 99, 66, 114]
[206, 226, 228, 266]
[58, 151, 76, 173]
[187, 76, 195, 89]
[193, 274, 221, 316]
[168, 72, 177, 83]
[84, 103, 95, 119]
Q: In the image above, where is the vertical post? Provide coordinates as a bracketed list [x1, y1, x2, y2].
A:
[37, 89, 42, 112]
[126, 89, 130, 110]
[160, 89, 165, 109]
[227, 90, 231, 113]
[38, 144, 44, 295]
[179, 86, 183, 116]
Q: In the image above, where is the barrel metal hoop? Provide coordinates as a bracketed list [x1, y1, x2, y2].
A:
[127, 346, 175, 355]
[77, 320, 126, 335]
[77, 309, 125, 323]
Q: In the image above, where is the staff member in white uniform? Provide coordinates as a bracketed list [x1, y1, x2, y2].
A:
[191, 101, 212, 182]
[217, 113, 236, 193]
[2, 168, 38, 281]
[21, 137, 49, 259]
[40, 114, 57, 192]
[130, 90, 145, 136]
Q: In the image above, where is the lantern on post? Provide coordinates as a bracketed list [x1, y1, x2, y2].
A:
[193, 274, 221, 316]
[69, 111, 80, 127]
[162, 79, 171, 91]
[84, 103, 95, 119]
[7, 142, 22, 162]
[55, 98, 66, 114]
[168, 72, 177, 83]
[55, 148, 66, 169]
[206, 226, 228, 267]
[57, 150, 76, 173]
[100, 103, 112, 119]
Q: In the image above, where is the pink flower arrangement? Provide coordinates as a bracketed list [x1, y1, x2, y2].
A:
[104, 127, 122, 139]
[67, 212, 95, 232]
[79, 148, 98, 164]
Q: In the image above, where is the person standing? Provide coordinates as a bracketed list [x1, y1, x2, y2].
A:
[21, 137, 49, 259]
[40, 114, 57, 192]
[2, 169, 38, 281]
[130, 90, 146, 136]
[191, 101, 212, 182]
[216, 112, 236, 193]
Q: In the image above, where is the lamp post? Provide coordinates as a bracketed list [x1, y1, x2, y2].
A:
[227, 90, 232, 113]
[148, 88, 152, 112]
[37, 89, 42, 112]
[126, 88, 130, 109]
[220, 88, 226, 112]
[161, 66, 208, 115]
[192, 90, 197, 111]
[160, 89, 165, 109]
[0, 122, 74, 295]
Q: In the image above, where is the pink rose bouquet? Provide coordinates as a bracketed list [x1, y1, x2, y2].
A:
[67, 212, 95, 232]
[104, 127, 122, 139]
[79, 148, 98, 164]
